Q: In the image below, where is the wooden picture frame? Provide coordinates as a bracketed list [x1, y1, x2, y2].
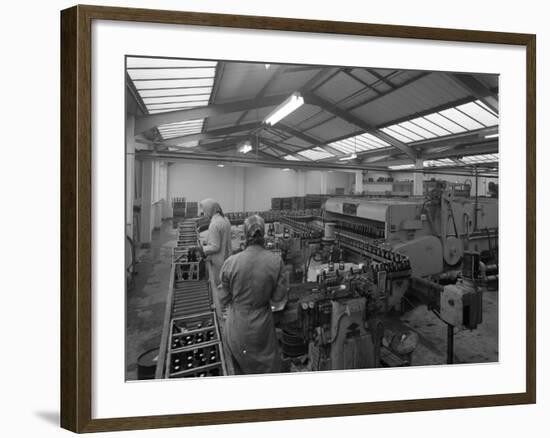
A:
[60, 4, 536, 433]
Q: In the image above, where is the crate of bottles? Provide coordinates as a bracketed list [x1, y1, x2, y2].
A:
[166, 311, 226, 378]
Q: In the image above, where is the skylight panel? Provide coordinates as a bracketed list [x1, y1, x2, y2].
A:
[284, 155, 301, 161]
[460, 154, 499, 164]
[127, 57, 218, 143]
[399, 121, 437, 139]
[299, 147, 334, 161]
[380, 127, 415, 143]
[388, 164, 415, 170]
[408, 117, 452, 136]
[135, 78, 214, 90]
[331, 142, 355, 154]
[128, 68, 216, 81]
[475, 100, 498, 117]
[145, 100, 209, 110]
[424, 158, 455, 167]
[360, 132, 390, 147]
[439, 108, 485, 130]
[378, 99, 499, 149]
[142, 95, 212, 104]
[424, 113, 466, 134]
[329, 132, 388, 155]
[138, 88, 213, 98]
[456, 101, 499, 127]
[127, 57, 217, 69]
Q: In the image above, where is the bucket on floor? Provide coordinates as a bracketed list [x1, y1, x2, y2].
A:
[137, 347, 160, 380]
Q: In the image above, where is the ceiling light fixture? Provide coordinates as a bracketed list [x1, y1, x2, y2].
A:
[238, 141, 253, 154]
[217, 164, 225, 168]
[282, 168, 291, 171]
[484, 133, 499, 139]
[264, 92, 304, 126]
[339, 153, 357, 161]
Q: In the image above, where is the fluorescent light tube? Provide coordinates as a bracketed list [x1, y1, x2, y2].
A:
[339, 153, 357, 161]
[484, 133, 499, 139]
[264, 92, 304, 126]
[238, 141, 253, 154]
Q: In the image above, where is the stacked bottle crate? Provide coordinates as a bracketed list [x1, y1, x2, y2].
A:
[167, 311, 226, 378]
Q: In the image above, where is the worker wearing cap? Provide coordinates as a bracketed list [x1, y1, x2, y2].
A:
[219, 215, 288, 374]
[199, 198, 232, 294]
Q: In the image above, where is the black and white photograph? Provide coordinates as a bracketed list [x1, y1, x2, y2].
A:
[125, 56, 500, 381]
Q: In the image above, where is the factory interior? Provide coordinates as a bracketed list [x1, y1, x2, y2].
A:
[125, 56, 499, 380]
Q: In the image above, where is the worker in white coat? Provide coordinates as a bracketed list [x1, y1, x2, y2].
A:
[199, 199, 233, 315]
[219, 215, 288, 374]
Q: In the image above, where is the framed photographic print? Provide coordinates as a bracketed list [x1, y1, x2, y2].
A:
[60, 4, 536, 433]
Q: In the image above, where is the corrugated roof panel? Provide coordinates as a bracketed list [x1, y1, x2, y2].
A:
[338, 88, 378, 109]
[264, 69, 320, 95]
[390, 70, 423, 87]
[279, 104, 323, 127]
[348, 68, 380, 85]
[306, 117, 357, 140]
[214, 63, 271, 102]
[291, 110, 333, 132]
[350, 72, 474, 127]
[281, 136, 313, 149]
[315, 71, 367, 104]
[202, 112, 244, 130]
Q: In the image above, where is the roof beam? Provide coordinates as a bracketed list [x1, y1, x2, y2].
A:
[277, 123, 345, 157]
[234, 65, 284, 127]
[135, 94, 288, 134]
[449, 73, 499, 114]
[304, 92, 417, 159]
[257, 137, 300, 155]
[369, 140, 498, 167]
[135, 149, 389, 172]
[156, 122, 261, 145]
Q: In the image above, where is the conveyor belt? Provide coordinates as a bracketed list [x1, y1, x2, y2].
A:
[156, 217, 227, 379]
[172, 281, 212, 318]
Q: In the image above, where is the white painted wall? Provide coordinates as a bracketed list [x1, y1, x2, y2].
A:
[243, 167, 302, 210]
[167, 163, 355, 213]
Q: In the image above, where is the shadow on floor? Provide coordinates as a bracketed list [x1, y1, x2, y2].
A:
[34, 410, 59, 426]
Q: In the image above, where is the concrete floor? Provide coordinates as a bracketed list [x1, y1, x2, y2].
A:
[126, 221, 176, 380]
[126, 221, 498, 379]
